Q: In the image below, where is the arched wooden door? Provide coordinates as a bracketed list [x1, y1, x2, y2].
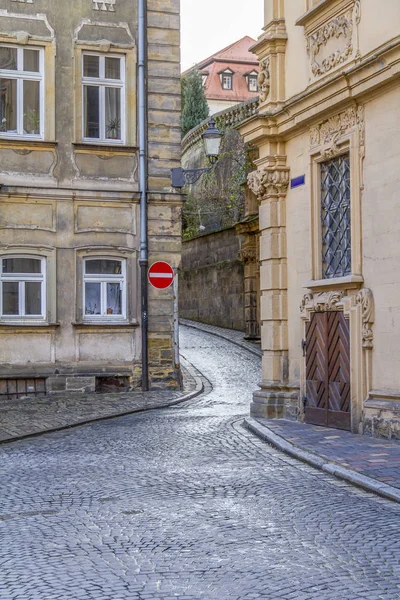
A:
[305, 311, 351, 431]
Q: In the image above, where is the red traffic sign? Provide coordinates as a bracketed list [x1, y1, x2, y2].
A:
[148, 261, 175, 290]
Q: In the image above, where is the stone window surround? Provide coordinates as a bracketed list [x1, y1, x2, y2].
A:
[0, 245, 56, 325]
[74, 41, 137, 148]
[75, 247, 138, 326]
[309, 114, 363, 288]
[0, 36, 55, 142]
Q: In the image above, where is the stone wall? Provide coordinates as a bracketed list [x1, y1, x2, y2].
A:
[179, 228, 245, 331]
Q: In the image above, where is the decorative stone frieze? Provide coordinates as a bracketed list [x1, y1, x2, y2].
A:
[258, 58, 270, 103]
[309, 105, 365, 159]
[356, 288, 374, 348]
[300, 290, 344, 315]
[93, 0, 115, 11]
[247, 167, 290, 200]
[307, 8, 354, 77]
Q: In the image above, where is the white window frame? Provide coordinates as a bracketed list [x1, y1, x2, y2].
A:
[0, 45, 45, 139]
[83, 257, 127, 320]
[82, 52, 126, 144]
[248, 75, 258, 92]
[221, 72, 233, 90]
[0, 255, 46, 320]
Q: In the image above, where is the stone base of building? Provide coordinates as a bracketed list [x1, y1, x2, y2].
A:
[363, 390, 400, 440]
[251, 382, 300, 420]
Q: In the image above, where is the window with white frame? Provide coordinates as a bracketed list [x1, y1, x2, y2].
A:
[82, 53, 125, 143]
[248, 75, 258, 92]
[1, 257, 46, 319]
[83, 258, 126, 319]
[0, 45, 44, 137]
[221, 71, 233, 90]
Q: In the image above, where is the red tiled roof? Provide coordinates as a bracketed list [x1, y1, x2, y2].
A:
[183, 36, 259, 104]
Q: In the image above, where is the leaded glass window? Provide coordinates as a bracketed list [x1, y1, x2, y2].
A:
[321, 154, 351, 279]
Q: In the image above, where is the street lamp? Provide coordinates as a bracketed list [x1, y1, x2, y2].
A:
[171, 119, 223, 188]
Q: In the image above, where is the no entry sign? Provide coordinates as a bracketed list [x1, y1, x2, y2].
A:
[148, 261, 175, 290]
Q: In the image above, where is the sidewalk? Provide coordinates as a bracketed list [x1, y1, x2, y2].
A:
[182, 319, 400, 503]
[0, 359, 203, 444]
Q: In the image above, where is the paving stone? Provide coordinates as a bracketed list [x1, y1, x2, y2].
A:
[0, 326, 399, 599]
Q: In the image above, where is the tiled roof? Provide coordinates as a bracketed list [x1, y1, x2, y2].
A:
[183, 36, 259, 104]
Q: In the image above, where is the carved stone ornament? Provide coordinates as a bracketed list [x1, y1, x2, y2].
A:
[300, 290, 344, 314]
[310, 105, 365, 158]
[258, 58, 270, 103]
[356, 288, 374, 348]
[93, 0, 115, 11]
[307, 9, 354, 77]
[247, 167, 290, 200]
[238, 246, 257, 264]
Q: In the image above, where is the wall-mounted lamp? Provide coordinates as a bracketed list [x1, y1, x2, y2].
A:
[171, 119, 222, 188]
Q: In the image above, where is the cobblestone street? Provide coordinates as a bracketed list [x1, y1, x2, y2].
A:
[1, 326, 400, 600]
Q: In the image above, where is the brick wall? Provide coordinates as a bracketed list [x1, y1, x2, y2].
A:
[179, 228, 245, 331]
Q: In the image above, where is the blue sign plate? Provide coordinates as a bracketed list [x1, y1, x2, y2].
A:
[290, 175, 305, 189]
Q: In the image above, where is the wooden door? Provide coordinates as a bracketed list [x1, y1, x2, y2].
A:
[305, 311, 350, 431]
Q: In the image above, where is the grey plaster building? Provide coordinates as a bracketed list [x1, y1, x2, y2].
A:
[0, 0, 183, 397]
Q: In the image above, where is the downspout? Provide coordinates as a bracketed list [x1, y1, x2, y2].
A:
[138, 0, 149, 390]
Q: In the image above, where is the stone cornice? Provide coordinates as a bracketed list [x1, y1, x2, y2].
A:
[239, 35, 400, 144]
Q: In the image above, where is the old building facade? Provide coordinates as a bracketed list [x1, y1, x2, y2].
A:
[240, 0, 400, 438]
[0, 0, 183, 397]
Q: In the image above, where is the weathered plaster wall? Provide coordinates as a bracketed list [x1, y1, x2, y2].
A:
[0, 0, 183, 391]
[179, 228, 245, 331]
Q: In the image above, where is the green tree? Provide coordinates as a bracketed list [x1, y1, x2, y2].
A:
[181, 69, 209, 137]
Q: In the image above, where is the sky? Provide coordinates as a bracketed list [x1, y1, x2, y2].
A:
[181, 0, 264, 72]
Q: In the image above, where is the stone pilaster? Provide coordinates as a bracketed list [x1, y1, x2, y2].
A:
[236, 217, 260, 340]
[247, 155, 298, 419]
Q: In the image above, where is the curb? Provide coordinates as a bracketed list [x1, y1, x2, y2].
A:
[0, 359, 204, 446]
[180, 319, 263, 358]
[244, 416, 400, 504]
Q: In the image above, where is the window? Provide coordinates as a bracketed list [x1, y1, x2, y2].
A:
[82, 53, 125, 143]
[0, 46, 44, 137]
[248, 75, 258, 92]
[201, 74, 208, 86]
[221, 72, 233, 90]
[1, 257, 45, 319]
[321, 154, 351, 279]
[83, 258, 126, 319]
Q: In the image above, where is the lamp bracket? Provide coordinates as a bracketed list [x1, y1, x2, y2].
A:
[171, 167, 211, 188]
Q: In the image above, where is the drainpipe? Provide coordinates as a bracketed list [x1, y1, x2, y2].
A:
[138, 0, 149, 390]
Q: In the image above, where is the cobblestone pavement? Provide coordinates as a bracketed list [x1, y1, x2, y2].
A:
[253, 418, 400, 492]
[1, 326, 400, 599]
[180, 318, 262, 357]
[0, 364, 200, 443]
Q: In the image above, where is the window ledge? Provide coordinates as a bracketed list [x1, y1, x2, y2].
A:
[304, 274, 364, 292]
[73, 142, 137, 154]
[0, 321, 60, 331]
[72, 320, 139, 330]
[0, 138, 57, 150]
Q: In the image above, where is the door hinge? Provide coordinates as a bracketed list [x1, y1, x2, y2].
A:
[301, 338, 306, 357]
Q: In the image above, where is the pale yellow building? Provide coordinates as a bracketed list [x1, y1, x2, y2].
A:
[240, 0, 400, 438]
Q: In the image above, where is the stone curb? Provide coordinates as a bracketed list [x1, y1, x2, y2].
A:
[244, 416, 400, 504]
[0, 358, 204, 446]
[180, 319, 263, 358]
